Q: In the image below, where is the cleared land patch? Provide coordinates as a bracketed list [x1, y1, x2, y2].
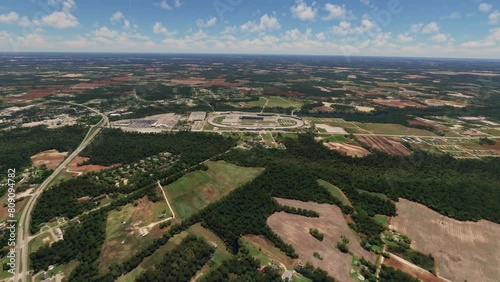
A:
[355, 122, 435, 136]
[357, 136, 412, 156]
[68, 156, 115, 174]
[323, 142, 370, 157]
[267, 198, 376, 282]
[165, 161, 264, 220]
[98, 196, 169, 273]
[390, 198, 500, 282]
[241, 235, 296, 270]
[30, 149, 67, 170]
[384, 254, 446, 282]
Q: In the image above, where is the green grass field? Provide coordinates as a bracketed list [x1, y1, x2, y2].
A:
[99, 196, 169, 274]
[317, 179, 352, 206]
[261, 133, 276, 147]
[482, 128, 500, 136]
[374, 215, 388, 227]
[318, 135, 349, 143]
[165, 161, 264, 220]
[248, 96, 301, 109]
[354, 122, 436, 136]
[357, 189, 388, 200]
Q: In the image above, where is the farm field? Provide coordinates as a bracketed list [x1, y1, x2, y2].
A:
[354, 122, 436, 136]
[98, 196, 169, 273]
[267, 198, 376, 282]
[30, 149, 67, 170]
[390, 199, 500, 282]
[357, 136, 412, 156]
[165, 161, 264, 220]
[246, 96, 302, 108]
[317, 179, 352, 206]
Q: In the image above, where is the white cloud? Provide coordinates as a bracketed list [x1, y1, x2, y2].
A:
[410, 23, 424, 33]
[316, 32, 326, 41]
[430, 33, 448, 43]
[159, 0, 172, 10]
[0, 12, 20, 24]
[421, 22, 440, 34]
[397, 32, 413, 42]
[41, 0, 78, 28]
[41, 11, 78, 28]
[489, 10, 500, 25]
[197, 17, 217, 28]
[323, 4, 347, 20]
[159, 0, 181, 10]
[331, 19, 377, 36]
[479, 3, 493, 13]
[290, 1, 317, 21]
[153, 22, 176, 36]
[461, 27, 500, 47]
[110, 11, 130, 29]
[241, 14, 281, 33]
[94, 27, 118, 38]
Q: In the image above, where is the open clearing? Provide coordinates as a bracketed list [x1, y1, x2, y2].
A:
[384, 254, 446, 282]
[98, 196, 169, 273]
[390, 198, 500, 282]
[241, 235, 296, 269]
[267, 198, 376, 282]
[317, 179, 352, 207]
[323, 142, 370, 157]
[246, 96, 301, 108]
[357, 136, 412, 156]
[355, 122, 436, 136]
[165, 161, 264, 220]
[30, 150, 67, 170]
[68, 156, 114, 174]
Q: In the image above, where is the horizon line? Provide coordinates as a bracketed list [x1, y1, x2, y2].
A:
[1, 51, 499, 61]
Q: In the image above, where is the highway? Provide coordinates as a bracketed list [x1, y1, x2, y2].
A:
[13, 106, 108, 282]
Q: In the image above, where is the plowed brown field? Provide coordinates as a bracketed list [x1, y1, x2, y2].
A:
[357, 136, 411, 156]
[267, 198, 376, 282]
[390, 199, 500, 282]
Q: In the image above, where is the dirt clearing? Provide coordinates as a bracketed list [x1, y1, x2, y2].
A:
[31, 150, 67, 170]
[323, 142, 370, 157]
[267, 198, 376, 282]
[390, 198, 500, 282]
[384, 254, 446, 282]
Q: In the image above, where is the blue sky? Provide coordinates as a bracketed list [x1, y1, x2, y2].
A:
[0, 0, 499, 58]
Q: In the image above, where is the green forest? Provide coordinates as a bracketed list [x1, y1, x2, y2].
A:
[0, 126, 86, 174]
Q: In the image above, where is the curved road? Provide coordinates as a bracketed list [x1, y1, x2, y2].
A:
[14, 104, 108, 282]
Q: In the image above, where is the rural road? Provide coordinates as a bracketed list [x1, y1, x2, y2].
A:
[14, 105, 108, 282]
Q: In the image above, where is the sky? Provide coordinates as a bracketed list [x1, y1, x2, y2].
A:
[0, 0, 500, 58]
